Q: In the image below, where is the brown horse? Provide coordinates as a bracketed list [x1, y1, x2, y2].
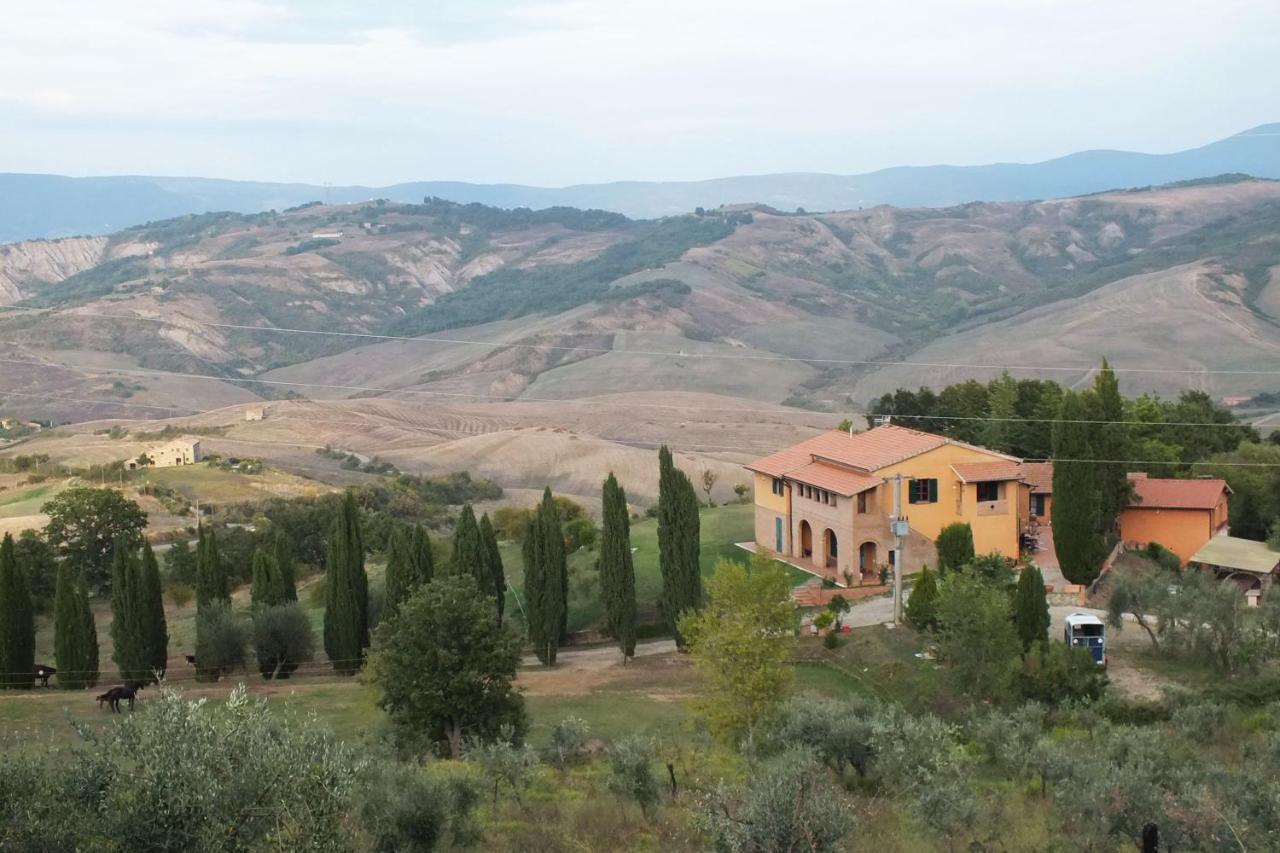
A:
[96, 683, 143, 713]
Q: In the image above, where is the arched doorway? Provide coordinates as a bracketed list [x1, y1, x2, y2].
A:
[823, 529, 838, 570]
[1225, 572, 1264, 607]
[799, 520, 813, 559]
[858, 541, 878, 574]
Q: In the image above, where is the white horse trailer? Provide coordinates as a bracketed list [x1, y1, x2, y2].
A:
[1063, 612, 1106, 666]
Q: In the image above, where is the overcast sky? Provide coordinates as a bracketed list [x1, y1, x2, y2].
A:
[2, 0, 1277, 186]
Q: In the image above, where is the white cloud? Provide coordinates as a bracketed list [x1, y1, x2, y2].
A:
[0, 0, 1276, 184]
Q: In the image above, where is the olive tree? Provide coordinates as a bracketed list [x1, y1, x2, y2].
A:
[369, 574, 525, 758]
[698, 749, 852, 853]
[0, 685, 359, 850]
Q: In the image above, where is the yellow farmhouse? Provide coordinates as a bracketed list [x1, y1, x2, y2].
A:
[746, 424, 1029, 585]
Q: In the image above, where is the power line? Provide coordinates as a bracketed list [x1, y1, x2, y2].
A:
[4, 303, 1280, 377]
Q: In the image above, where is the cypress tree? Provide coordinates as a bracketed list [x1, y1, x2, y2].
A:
[935, 523, 976, 573]
[323, 491, 368, 674]
[657, 447, 702, 645]
[55, 562, 95, 689]
[480, 513, 506, 624]
[195, 525, 229, 610]
[110, 546, 148, 683]
[139, 542, 168, 678]
[538, 488, 569, 642]
[982, 371, 1018, 454]
[905, 564, 939, 631]
[250, 547, 284, 607]
[598, 473, 637, 658]
[1013, 564, 1050, 653]
[0, 533, 35, 689]
[1053, 391, 1106, 584]
[78, 573, 99, 687]
[523, 505, 563, 666]
[383, 526, 413, 620]
[273, 530, 297, 602]
[450, 504, 486, 587]
[1090, 358, 1131, 543]
[409, 524, 435, 586]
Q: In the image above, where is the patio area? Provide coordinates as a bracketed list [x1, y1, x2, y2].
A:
[1024, 522, 1066, 582]
[736, 541, 883, 588]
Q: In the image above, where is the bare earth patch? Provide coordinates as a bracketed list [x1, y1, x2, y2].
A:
[517, 642, 686, 696]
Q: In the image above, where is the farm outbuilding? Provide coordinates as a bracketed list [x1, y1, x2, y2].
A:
[1189, 536, 1280, 607]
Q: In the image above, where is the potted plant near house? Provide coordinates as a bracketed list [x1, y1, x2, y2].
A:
[812, 610, 834, 638]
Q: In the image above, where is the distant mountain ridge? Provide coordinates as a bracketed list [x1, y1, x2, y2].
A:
[3, 123, 1278, 242]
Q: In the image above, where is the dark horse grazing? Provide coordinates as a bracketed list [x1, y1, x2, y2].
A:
[33, 664, 56, 687]
[96, 683, 143, 713]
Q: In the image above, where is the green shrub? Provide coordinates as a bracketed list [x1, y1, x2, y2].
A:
[905, 565, 939, 631]
[0, 686, 357, 849]
[935, 523, 975, 572]
[1094, 696, 1171, 725]
[1203, 675, 1280, 707]
[166, 582, 194, 609]
[1144, 542, 1182, 573]
[252, 603, 314, 679]
[358, 761, 480, 852]
[607, 737, 661, 818]
[1018, 643, 1108, 704]
[194, 602, 249, 681]
[699, 749, 851, 853]
[549, 716, 590, 771]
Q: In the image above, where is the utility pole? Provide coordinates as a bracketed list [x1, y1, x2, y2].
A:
[890, 473, 909, 625]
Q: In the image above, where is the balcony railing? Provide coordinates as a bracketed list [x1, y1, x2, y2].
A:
[976, 500, 1009, 516]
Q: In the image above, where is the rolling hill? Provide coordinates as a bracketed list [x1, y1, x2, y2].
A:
[2, 177, 1280, 424]
[2, 123, 1277, 242]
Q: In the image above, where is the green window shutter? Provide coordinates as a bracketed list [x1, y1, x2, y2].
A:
[928, 479, 938, 502]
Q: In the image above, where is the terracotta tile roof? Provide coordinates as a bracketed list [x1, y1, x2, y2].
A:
[1019, 462, 1054, 494]
[787, 461, 881, 496]
[952, 461, 1024, 483]
[1126, 475, 1230, 510]
[746, 424, 951, 477]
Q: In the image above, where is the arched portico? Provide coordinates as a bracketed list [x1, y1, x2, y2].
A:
[859, 540, 878, 573]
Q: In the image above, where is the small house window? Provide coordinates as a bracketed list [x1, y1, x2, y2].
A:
[857, 492, 869, 513]
[976, 482, 1000, 502]
[908, 478, 938, 504]
[772, 478, 784, 496]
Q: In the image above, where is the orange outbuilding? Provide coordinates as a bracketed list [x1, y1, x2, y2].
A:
[1119, 474, 1231, 565]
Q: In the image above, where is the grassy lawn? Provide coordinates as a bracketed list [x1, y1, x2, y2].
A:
[0, 651, 869, 755]
[0, 479, 69, 518]
[501, 502, 808, 633]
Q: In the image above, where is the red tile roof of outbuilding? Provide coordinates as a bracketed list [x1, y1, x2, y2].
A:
[1127, 475, 1230, 510]
[1019, 462, 1054, 494]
